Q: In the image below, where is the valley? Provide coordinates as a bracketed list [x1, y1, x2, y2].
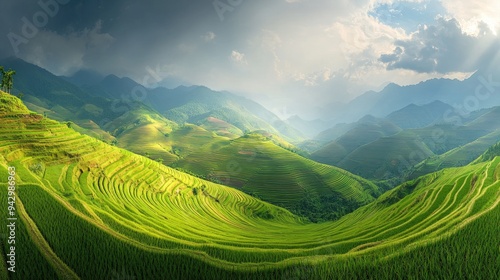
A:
[1, 73, 500, 278]
[2, 2, 500, 279]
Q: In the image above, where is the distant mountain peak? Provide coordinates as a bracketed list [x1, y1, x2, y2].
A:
[358, 114, 379, 123]
[383, 82, 401, 91]
[63, 69, 104, 87]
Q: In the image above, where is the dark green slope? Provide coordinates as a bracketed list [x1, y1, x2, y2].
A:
[311, 115, 401, 164]
[313, 105, 500, 185]
[0, 57, 114, 122]
[336, 131, 435, 180]
[0, 58, 124, 143]
[410, 129, 500, 179]
[386, 100, 453, 129]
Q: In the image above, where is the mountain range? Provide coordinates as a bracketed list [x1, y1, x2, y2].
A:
[1, 58, 500, 279]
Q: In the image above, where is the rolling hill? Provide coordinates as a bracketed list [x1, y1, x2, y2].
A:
[409, 129, 500, 179]
[312, 105, 500, 185]
[146, 86, 305, 142]
[1, 91, 499, 279]
[171, 131, 380, 222]
[311, 116, 402, 165]
[109, 109, 380, 222]
[385, 100, 453, 129]
[1, 58, 304, 151]
[0, 57, 115, 123]
[81, 73, 305, 142]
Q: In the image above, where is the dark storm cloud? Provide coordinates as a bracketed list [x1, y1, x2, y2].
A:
[1, 0, 233, 74]
[380, 18, 500, 73]
[3, 1, 498, 119]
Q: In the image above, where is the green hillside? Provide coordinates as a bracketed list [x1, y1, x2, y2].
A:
[313, 110, 500, 185]
[103, 104, 180, 163]
[1, 91, 500, 279]
[146, 86, 305, 143]
[111, 111, 379, 222]
[85, 76, 305, 143]
[385, 100, 453, 129]
[172, 131, 380, 222]
[0, 58, 116, 123]
[311, 116, 401, 164]
[410, 129, 500, 179]
[197, 116, 244, 138]
[337, 131, 435, 180]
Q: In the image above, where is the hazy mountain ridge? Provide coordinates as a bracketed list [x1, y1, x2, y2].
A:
[311, 103, 500, 186]
[320, 67, 500, 124]
[82, 72, 306, 142]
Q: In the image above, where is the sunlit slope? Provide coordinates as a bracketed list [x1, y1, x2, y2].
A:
[1, 91, 499, 279]
[173, 131, 380, 221]
[105, 105, 180, 163]
[111, 110, 379, 221]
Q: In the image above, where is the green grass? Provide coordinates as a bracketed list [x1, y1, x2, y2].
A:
[1, 90, 500, 279]
[111, 108, 379, 222]
[313, 117, 500, 185]
[171, 131, 379, 222]
[311, 118, 401, 165]
[0, 186, 59, 280]
[410, 129, 500, 179]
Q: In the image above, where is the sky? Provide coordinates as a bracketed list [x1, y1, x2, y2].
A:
[1, 0, 499, 119]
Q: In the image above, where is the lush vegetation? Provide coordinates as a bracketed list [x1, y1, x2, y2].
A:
[312, 106, 500, 186]
[1, 90, 499, 279]
[108, 106, 379, 222]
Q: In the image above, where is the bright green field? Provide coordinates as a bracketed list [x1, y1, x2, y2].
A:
[1, 91, 500, 279]
[110, 105, 380, 222]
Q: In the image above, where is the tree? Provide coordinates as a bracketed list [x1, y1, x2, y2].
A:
[5, 70, 16, 93]
[0, 66, 5, 91]
[0, 69, 16, 93]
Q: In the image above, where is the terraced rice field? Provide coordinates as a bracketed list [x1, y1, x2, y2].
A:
[174, 133, 379, 215]
[1, 92, 499, 279]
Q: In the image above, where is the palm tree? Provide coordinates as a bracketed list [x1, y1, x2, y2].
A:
[5, 70, 16, 93]
[0, 66, 5, 91]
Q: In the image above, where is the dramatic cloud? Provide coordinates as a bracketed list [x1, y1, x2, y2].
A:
[16, 21, 115, 75]
[441, 0, 500, 35]
[1, 0, 498, 118]
[379, 18, 499, 73]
